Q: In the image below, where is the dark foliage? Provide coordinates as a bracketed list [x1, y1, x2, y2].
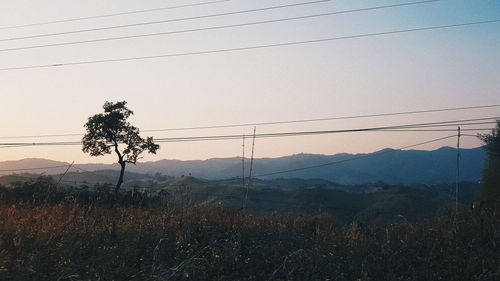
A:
[0, 176, 160, 207]
[0, 176, 498, 280]
[82, 101, 159, 194]
[478, 119, 500, 207]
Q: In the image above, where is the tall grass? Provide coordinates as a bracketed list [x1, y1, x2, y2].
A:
[1, 203, 498, 281]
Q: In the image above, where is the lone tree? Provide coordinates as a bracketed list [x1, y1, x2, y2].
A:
[478, 119, 500, 206]
[82, 101, 159, 195]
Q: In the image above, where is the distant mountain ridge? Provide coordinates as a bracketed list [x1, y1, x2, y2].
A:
[0, 147, 486, 185]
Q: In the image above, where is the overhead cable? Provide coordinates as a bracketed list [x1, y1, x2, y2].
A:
[250, 135, 458, 178]
[0, 0, 332, 42]
[0, 117, 496, 147]
[0, 135, 472, 183]
[0, 0, 440, 53]
[0, 164, 71, 172]
[151, 120, 495, 142]
[142, 104, 500, 133]
[0, 104, 497, 140]
[1, 18, 499, 71]
[0, 0, 232, 30]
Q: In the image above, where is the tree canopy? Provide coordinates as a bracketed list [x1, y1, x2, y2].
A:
[82, 101, 159, 194]
[479, 119, 500, 159]
[478, 119, 500, 205]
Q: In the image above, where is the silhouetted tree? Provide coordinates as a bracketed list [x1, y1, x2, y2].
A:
[478, 119, 500, 206]
[82, 101, 159, 195]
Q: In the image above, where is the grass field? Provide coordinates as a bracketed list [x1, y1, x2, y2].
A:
[1, 202, 499, 281]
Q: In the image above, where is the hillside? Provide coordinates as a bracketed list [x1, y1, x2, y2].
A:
[0, 146, 486, 185]
[1, 173, 478, 223]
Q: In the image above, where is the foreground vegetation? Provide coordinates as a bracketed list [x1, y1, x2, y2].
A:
[3, 118, 499, 280]
[1, 201, 499, 281]
[0, 176, 498, 280]
[0, 175, 480, 224]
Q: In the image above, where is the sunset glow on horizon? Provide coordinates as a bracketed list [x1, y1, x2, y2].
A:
[1, 0, 499, 163]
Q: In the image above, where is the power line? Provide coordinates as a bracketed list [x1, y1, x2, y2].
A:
[375, 128, 493, 132]
[0, 142, 82, 146]
[0, 0, 331, 42]
[0, 134, 482, 177]
[150, 123, 493, 143]
[71, 165, 117, 182]
[0, 136, 487, 191]
[0, 126, 487, 147]
[0, 145, 33, 149]
[250, 134, 458, 178]
[141, 104, 500, 133]
[55, 161, 74, 188]
[0, 163, 111, 183]
[0, 0, 232, 30]
[0, 164, 71, 172]
[2, 18, 499, 72]
[0, 117, 496, 147]
[0, 121, 495, 146]
[0, 0, 440, 53]
[0, 105, 498, 140]
[394, 121, 496, 128]
[0, 166, 113, 185]
[149, 121, 495, 143]
[0, 133, 82, 140]
[149, 117, 497, 140]
[461, 134, 485, 137]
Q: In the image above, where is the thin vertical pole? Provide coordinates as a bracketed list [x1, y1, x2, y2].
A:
[56, 162, 74, 189]
[245, 127, 256, 209]
[248, 127, 257, 187]
[455, 126, 461, 213]
[242, 134, 245, 187]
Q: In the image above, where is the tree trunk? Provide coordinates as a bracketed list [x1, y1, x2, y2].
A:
[115, 161, 126, 197]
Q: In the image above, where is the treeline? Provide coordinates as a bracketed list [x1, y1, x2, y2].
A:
[0, 176, 169, 207]
[0, 176, 443, 223]
[0, 176, 480, 224]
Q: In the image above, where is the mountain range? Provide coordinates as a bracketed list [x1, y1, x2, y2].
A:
[0, 146, 486, 185]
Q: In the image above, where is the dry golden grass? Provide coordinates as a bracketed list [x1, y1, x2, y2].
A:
[0, 203, 499, 281]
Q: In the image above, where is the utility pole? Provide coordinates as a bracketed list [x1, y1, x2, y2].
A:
[244, 127, 256, 210]
[249, 127, 256, 184]
[242, 134, 245, 187]
[455, 126, 461, 213]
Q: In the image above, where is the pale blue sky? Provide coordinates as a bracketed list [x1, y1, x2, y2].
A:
[0, 0, 499, 163]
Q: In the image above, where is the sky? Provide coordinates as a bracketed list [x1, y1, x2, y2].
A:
[0, 0, 499, 164]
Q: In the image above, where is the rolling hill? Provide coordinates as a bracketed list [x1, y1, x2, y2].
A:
[0, 146, 486, 185]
